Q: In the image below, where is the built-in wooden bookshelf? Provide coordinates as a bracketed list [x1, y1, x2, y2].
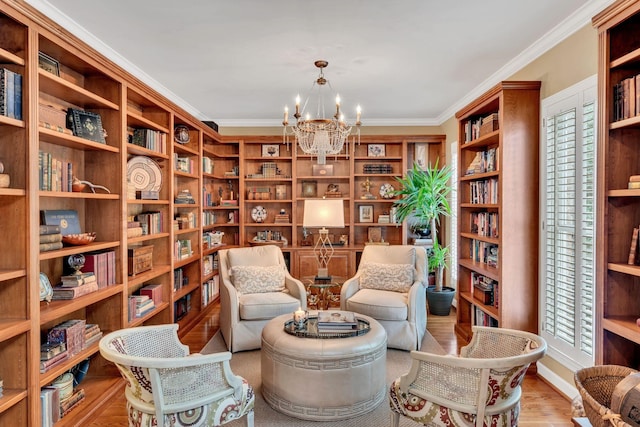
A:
[233, 135, 446, 279]
[454, 81, 541, 343]
[0, 2, 229, 424]
[593, 0, 640, 368]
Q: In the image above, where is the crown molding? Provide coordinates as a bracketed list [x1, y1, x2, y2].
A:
[437, 0, 616, 124]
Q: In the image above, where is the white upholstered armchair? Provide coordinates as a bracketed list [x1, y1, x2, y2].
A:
[341, 245, 428, 351]
[219, 245, 307, 352]
[99, 324, 255, 427]
[389, 326, 547, 427]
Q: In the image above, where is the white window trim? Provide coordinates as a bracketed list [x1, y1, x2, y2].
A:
[539, 74, 597, 372]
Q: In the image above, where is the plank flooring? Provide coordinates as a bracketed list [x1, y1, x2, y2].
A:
[88, 307, 574, 426]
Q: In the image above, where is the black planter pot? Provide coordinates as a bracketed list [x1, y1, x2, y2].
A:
[426, 286, 455, 316]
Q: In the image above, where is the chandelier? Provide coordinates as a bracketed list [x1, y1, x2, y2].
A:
[283, 60, 361, 164]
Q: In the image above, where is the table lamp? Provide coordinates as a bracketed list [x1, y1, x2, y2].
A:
[303, 198, 345, 280]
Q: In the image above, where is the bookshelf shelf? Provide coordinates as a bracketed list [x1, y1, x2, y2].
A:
[38, 70, 119, 110]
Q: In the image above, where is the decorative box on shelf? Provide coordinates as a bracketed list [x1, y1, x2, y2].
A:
[128, 245, 153, 276]
[479, 113, 499, 136]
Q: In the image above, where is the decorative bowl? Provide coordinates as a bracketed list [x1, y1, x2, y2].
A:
[62, 232, 96, 246]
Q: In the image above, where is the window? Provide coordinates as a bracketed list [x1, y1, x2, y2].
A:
[539, 75, 596, 369]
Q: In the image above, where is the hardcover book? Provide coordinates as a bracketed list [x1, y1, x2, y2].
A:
[51, 282, 98, 300]
[40, 210, 81, 236]
[66, 108, 105, 143]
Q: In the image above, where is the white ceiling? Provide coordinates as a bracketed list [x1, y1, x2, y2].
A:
[28, 0, 613, 128]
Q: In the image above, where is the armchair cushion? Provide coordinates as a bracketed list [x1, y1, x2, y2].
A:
[239, 292, 300, 320]
[345, 288, 408, 321]
[230, 265, 285, 294]
[359, 262, 414, 292]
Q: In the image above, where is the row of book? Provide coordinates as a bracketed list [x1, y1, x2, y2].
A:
[127, 284, 163, 321]
[474, 307, 499, 327]
[38, 150, 75, 192]
[463, 112, 499, 143]
[468, 178, 498, 204]
[466, 147, 499, 175]
[174, 153, 196, 174]
[203, 156, 213, 174]
[129, 127, 167, 154]
[39, 224, 63, 252]
[470, 240, 499, 268]
[202, 276, 220, 308]
[79, 250, 117, 289]
[136, 211, 164, 235]
[174, 268, 189, 292]
[0, 68, 22, 120]
[41, 385, 86, 427]
[471, 272, 499, 309]
[470, 212, 499, 238]
[613, 74, 640, 122]
[174, 294, 192, 322]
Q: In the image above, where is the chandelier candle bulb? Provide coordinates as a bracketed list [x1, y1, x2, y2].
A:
[283, 106, 288, 125]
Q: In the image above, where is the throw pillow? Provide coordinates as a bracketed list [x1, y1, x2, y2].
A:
[230, 264, 285, 294]
[359, 262, 414, 292]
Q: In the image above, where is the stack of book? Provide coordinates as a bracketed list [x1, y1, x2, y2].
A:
[129, 295, 155, 320]
[59, 388, 85, 419]
[51, 272, 98, 300]
[83, 324, 103, 349]
[317, 311, 358, 331]
[39, 224, 62, 252]
[127, 219, 143, 238]
[40, 342, 68, 374]
[274, 211, 290, 224]
[140, 284, 163, 306]
[47, 319, 86, 358]
[629, 175, 640, 189]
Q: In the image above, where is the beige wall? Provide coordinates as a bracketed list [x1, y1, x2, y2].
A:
[220, 21, 598, 394]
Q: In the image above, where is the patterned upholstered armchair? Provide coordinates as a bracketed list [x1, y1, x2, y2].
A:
[341, 245, 428, 350]
[389, 326, 547, 427]
[218, 245, 307, 352]
[99, 324, 254, 427]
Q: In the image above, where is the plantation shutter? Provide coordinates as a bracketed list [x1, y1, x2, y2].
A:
[540, 76, 595, 368]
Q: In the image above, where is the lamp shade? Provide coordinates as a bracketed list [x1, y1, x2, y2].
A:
[303, 199, 345, 228]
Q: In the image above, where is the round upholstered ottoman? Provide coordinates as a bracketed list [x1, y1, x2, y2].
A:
[261, 312, 387, 421]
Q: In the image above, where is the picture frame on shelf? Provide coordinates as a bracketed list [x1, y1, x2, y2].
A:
[302, 180, 317, 198]
[38, 52, 60, 77]
[262, 144, 280, 157]
[368, 226, 383, 243]
[359, 205, 374, 223]
[368, 144, 385, 157]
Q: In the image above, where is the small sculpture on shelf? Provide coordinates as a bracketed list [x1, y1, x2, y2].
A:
[72, 177, 110, 193]
[360, 177, 376, 200]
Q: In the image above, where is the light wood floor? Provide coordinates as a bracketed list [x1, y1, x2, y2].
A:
[88, 307, 574, 426]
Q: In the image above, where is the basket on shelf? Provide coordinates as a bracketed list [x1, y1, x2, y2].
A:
[575, 365, 638, 427]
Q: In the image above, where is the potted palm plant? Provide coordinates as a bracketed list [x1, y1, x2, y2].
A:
[394, 160, 454, 315]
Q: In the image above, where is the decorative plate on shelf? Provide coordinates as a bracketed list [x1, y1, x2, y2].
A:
[379, 183, 395, 199]
[251, 205, 267, 223]
[127, 156, 162, 192]
[174, 125, 191, 144]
